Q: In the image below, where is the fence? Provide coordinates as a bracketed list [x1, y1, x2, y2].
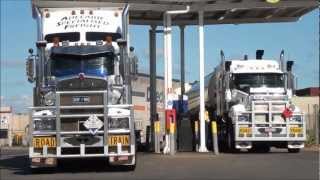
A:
[305, 104, 319, 144]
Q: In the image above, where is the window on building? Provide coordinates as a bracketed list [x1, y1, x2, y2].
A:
[0, 129, 8, 139]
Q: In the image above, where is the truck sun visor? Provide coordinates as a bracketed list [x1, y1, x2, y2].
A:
[86, 32, 122, 41]
[45, 32, 80, 42]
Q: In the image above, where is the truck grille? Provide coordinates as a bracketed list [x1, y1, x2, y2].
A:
[58, 77, 107, 91]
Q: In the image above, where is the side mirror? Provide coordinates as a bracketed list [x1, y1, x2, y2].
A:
[26, 56, 35, 83]
[28, 48, 34, 55]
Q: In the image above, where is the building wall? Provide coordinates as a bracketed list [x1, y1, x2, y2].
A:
[0, 107, 29, 146]
[292, 96, 319, 134]
[11, 114, 29, 146]
[0, 107, 12, 146]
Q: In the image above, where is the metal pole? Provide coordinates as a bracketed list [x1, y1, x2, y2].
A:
[163, 13, 169, 154]
[198, 10, 208, 152]
[167, 14, 175, 155]
[164, 14, 169, 110]
[180, 25, 185, 98]
[163, 13, 175, 155]
[167, 14, 173, 99]
[149, 25, 159, 153]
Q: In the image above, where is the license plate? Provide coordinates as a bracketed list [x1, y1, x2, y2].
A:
[290, 127, 302, 134]
[239, 127, 251, 134]
[72, 96, 90, 103]
[108, 135, 129, 146]
[33, 136, 56, 148]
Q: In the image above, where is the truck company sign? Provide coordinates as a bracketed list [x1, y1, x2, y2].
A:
[56, 15, 110, 30]
[42, 8, 123, 37]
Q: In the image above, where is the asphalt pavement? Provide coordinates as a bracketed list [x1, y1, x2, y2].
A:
[0, 147, 319, 180]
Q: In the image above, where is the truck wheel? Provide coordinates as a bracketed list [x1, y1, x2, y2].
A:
[288, 148, 300, 153]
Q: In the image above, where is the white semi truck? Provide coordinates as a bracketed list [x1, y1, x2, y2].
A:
[26, 1, 136, 169]
[188, 50, 305, 153]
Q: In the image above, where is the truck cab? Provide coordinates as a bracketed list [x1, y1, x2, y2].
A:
[26, 3, 136, 169]
[209, 50, 305, 153]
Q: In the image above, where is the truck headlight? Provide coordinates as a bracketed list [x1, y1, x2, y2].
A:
[34, 119, 56, 131]
[291, 115, 302, 122]
[109, 118, 129, 129]
[44, 91, 55, 106]
[238, 115, 250, 122]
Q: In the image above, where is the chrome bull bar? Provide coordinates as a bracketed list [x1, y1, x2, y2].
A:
[29, 90, 135, 158]
[235, 100, 306, 142]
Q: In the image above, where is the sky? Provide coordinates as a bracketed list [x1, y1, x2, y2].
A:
[0, 0, 319, 112]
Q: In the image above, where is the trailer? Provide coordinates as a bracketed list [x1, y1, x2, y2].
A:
[187, 50, 306, 153]
[26, 1, 137, 169]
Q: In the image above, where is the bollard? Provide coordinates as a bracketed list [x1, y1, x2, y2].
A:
[194, 120, 199, 151]
[154, 120, 161, 153]
[211, 121, 219, 155]
[164, 109, 176, 155]
[170, 121, 176, 155]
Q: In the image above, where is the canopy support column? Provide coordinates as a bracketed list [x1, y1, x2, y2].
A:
[198, 10, 208, 153]
[149, 25, 160, 153]
[180, 25, 185, 98]
[163, 13, 175, 155]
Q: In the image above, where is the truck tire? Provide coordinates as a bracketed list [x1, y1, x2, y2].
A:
[288, 148, 300, 153]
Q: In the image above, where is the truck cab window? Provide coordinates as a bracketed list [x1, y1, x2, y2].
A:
[233, 73, 284, 93]
[51, 54, 114, 77]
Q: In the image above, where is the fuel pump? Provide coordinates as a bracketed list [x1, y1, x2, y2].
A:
[163, 109, 176, 155]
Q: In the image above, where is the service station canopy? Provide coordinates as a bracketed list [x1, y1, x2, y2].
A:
[33, 0, 318, 26]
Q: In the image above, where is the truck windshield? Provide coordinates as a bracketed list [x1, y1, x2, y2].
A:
[51, 54, 114, 77]
[232, 73, 284, 92]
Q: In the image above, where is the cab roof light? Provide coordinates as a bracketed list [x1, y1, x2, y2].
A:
[72, 10, 76, 15]
[52, 37, 60, 47]
[80, 10, 84, 14]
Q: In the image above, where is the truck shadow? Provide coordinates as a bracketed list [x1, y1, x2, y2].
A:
[0, 155, 134, 175]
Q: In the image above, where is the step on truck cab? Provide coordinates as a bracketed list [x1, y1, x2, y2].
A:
[26, 1, 137, 169]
